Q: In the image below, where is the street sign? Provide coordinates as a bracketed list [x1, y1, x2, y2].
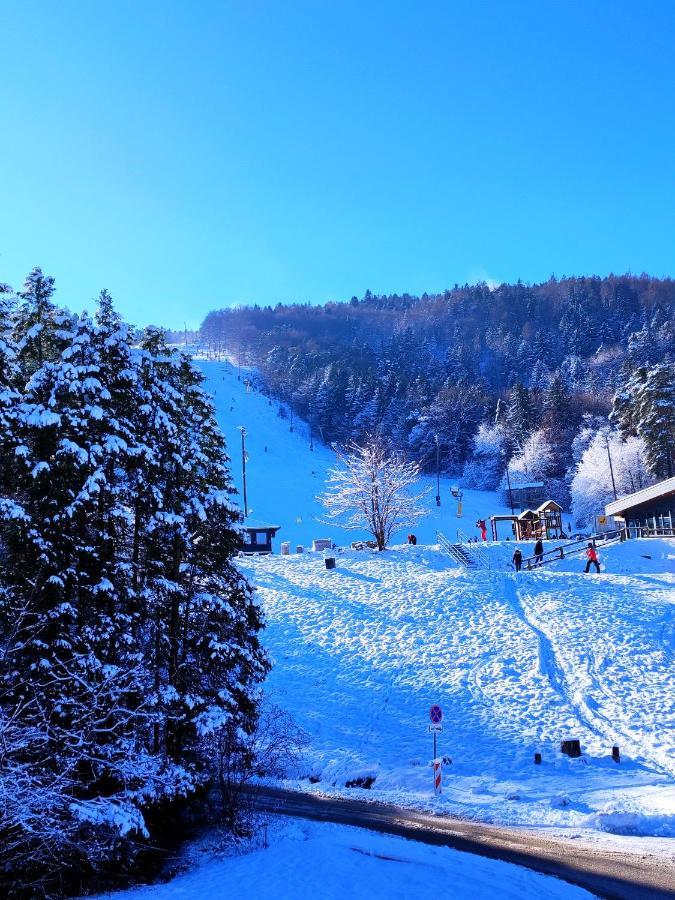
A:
[429, 704, 443, 724]
[428, 723, 443, 734]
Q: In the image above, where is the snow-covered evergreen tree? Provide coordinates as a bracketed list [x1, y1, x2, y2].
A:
[0, 284, 269, 894]
[612, 363, 675, 479]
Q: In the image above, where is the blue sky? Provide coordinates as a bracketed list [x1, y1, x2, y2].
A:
[1, 1, 674, 328]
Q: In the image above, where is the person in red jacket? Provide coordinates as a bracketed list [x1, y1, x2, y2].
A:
[476, 519, 488, 542]
[584, 543, 600, 573]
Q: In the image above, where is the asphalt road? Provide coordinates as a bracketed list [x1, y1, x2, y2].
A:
[240, 784, 675, 900]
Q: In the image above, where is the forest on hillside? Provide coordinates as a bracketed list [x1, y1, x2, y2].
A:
[201, 275, 675, 520]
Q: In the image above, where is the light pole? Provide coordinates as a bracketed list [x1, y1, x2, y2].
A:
[502, 449, 515, 515]
[238, 426, 249, 517]
[604, 433, 617, 501]
[435, 435, 441, 507]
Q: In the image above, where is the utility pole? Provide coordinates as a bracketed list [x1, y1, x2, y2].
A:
[289, 406, 294, 433]
[435, 435, 441, 506]
[310, 425, 314, 451]
[605, 433, 617, 501]
[238, 426, 248, 517]
[502, 449, 515, 515]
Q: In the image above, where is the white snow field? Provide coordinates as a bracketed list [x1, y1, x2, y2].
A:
[95, 818, 595, 900]
[240, 540, 675, 839]
[198, 359, 674, 838]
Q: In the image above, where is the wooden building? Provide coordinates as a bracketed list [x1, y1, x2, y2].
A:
[490, 499, 564, 541]
[241, 523, 281, 554]
[506, 481, 546, 512]
[605, 476, 675, 538]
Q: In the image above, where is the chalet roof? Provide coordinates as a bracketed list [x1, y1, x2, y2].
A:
[518, 509, 538, 518]
[536, 500, 562, 512]
[242, 522, 281, 533]
[605, 476, 675, 517]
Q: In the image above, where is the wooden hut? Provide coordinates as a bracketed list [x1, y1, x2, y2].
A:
[241, 523, 281, 555]
[536, 500, 564, 538]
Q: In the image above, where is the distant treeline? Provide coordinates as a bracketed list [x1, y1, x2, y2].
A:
[200, 275, 675, 493]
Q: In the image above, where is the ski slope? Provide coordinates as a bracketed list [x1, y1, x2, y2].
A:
[195, 358, 515, 548]
[197, 357, 675, 839]
[240, 541, 675, 839]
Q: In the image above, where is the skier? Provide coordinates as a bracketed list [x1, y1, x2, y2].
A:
[533, 538, 544, 567]
[476, 519, 488, 542]
[512, 547, 523, 572]
[584, 543, 600, 573]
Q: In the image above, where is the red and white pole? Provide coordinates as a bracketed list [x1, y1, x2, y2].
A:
[433, 758, 442, 794]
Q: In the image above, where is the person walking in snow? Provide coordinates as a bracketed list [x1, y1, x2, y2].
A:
[476, 519, 488, 542]
[584, 543, 600, 573]
[512, 547, 523, 572]
[533, 538, 544, 567]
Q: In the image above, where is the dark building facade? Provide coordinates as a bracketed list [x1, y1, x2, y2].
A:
[605, 476, 675, 538]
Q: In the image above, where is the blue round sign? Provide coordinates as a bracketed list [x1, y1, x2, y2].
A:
[429, 704, 443, 724]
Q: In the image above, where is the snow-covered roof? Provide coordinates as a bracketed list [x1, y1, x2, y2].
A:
[605, 476, 675, 517]
[242, 521, 281, 532]
[536, 500, 562, 512]
[510, 482, 544, 490]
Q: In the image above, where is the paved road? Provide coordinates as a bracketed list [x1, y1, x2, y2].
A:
[240, 785, 675, 900]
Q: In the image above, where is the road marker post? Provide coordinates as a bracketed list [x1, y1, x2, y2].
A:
[429, 705, 443, 794]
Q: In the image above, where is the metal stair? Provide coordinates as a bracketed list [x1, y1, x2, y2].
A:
[437, 530, 479, 569]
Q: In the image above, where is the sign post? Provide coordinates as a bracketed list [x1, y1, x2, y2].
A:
[429, 704, 443, 794]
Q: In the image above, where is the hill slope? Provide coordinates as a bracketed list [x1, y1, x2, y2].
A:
[240, 540, 675, 839]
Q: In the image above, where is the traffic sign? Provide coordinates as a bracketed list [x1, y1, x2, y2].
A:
[428, 723, 443, 734]
[429, 704, 443, 724]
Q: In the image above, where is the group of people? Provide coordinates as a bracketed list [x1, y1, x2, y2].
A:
[512, 540, 600, 573]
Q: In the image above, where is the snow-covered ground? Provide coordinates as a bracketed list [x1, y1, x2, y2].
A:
[240, 540, 675, 841]
[94, 817, 595, 899]
[195, 358, 674, 846]
[195, 358, 516, 548]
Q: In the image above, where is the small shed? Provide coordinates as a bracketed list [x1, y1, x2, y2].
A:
[241, 522, 281, 555]
[536, 500, 564, 538]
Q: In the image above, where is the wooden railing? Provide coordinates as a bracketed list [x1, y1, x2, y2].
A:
[520, 529, 625, 570]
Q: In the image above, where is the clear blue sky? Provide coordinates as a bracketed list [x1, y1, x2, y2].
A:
[1, 1, 674, 328]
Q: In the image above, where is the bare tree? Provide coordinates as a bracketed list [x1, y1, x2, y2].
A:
[319, 439, 429, 550]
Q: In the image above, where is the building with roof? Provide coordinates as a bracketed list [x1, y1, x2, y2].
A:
[241, 522, 281, 554]
[605, 476, 675, 538]
[506, 482, 546, 512]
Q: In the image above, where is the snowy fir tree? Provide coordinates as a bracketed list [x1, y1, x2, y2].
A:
[0, 277, 269, 895]
[612, 363, 675, 479]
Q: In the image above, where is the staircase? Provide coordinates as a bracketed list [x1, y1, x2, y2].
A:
[437, 530, 486, 569]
